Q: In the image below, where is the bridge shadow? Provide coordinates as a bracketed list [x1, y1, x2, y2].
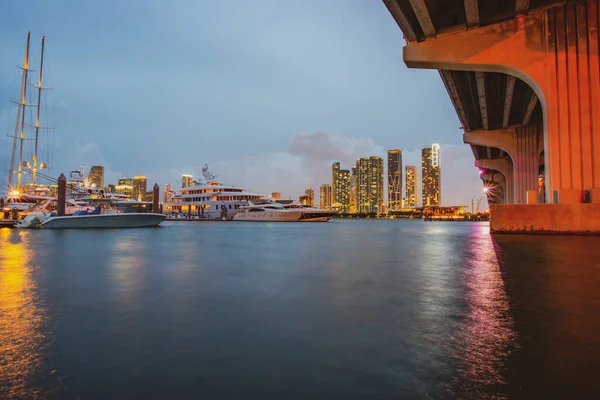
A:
[490, 233, 600, 397]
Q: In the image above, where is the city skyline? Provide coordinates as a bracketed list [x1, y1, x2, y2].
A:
[0, 1, 486, 208]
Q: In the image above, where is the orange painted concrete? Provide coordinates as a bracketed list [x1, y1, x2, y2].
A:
[403, 0, 600, 204]
[490, 204, 600, 234]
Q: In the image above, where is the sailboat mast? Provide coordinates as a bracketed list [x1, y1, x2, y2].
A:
[16, 32, 32, 188]
[32, 36, 45, 185]
[8, 32, 30, 188]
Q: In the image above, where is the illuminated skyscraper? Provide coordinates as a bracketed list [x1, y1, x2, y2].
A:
[164, 183, 174, 203]
[116, 177, 133, 198]
[319, 184, 332, 209]
[271, 192, 281, 200]
[332, 162, 350, 212]
[88, 165, 104, 188]
[405, 165, 418, 207]
[304, 186, 314, 207]
[387, 149, 402, 211]
[356, 156, 384, 214]
[133, 176, 147, 201]
[350, 166, 357, 213]
[182, 174, 193, 188]
[422, 144, 441, 206]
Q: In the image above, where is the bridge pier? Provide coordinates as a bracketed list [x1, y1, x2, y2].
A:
[403, 0, 600, 205]
[476, 158, 514, 205]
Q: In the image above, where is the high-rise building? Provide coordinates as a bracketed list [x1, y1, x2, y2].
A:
[132, 176, 147, 201]
[350, 166, 357, 213]
[164, 183, 174, 203]
[319, 184, 332, 210]
[88, 165, 104, 189]
[182, 174, 193, 188]
[405, 165, 418, 207]
[304, 186, 314, 207]
[271, 192, 281, 200]
[356, 156, 384, 214]
[116, 177, 133, 198]
[332, 162, 340, 201]
[388, 149, 402, 211]
[422, 144, 441, 206]
[332, 162, 350, 212]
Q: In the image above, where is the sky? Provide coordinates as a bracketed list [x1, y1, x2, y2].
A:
[0, 0, 487, 207]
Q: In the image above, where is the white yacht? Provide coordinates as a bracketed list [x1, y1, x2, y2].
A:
[162, 164, 263, 220]
[281, 202, 337, 222]
[233, 202, 303, 222]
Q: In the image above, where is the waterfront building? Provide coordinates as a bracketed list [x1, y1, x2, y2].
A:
[422, 144, 441, 207]
[88, 165, 104, 189]
[319, 184, 332, 210]
[133, 176, 147, 201]
[116, 178, 133, 198]
[271, 192, 281, 200]
[350, 166, 357, 213]
[164, 183, 174, 203]
[107, 183, 116, 193]
[388, 149, 402, 211]
[182, 174, 193, 189]
[405, 165, 418, 207]
[332, 162, 350, 212]
[356, 156, 384, 214]
[304, 186, 314, 207]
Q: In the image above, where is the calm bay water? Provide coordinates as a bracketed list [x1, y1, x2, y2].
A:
[1, 220, 600, 399]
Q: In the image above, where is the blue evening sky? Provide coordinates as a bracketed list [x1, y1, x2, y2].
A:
[0, 0, 487, 206]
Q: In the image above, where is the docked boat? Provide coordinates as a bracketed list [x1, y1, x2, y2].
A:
[15, 203, 165, 229]
[281, 202, 337, 222]
[233, 202, 303, 222]
[163, 164, 263, 220]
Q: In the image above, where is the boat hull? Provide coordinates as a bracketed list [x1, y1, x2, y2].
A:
[233, 211, 302, 222]
[40, 213, 166, 229]
[298, 212, 336, 222]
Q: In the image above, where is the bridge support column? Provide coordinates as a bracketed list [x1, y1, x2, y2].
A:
[404, 0, 600, 204]
[465, 125, 542, 203]
[475, 158, 514, 204]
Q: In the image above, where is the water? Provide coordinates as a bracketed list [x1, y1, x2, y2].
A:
[1, 220, 599, 399]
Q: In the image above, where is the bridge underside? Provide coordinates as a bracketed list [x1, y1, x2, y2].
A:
[384, 0, 600, 209]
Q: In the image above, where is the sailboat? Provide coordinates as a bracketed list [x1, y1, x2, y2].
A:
[3, 32, 54, 214]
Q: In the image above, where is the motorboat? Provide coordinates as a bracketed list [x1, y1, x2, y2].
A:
[280, 202, 337, 222]
[233, 202, 302, 222]
[15, 203, 165, 229]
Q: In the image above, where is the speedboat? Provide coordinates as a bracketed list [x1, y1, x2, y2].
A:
[15, 204, 165, 229]
[233, 202, 302, 222]
[281, 202, 337, 222]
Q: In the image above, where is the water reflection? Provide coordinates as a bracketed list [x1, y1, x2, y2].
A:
[454, 224, 516, 399]
[0, 229, 47, 398]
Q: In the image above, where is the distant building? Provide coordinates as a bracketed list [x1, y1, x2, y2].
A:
[332, 162, 350, 212]
[388, 149, 402, 211]
[319, 184, 332, 210]
[356, 156, 384, 214]
[116, 178, 133, 198]
[133, 176, 147, 201]
[350, 166, 357, 213]
[88, 165, 104, 188]
[164, 183, 174, 203]
[304, 186, 314, 207]
[299, 195, 309, 205]
[107, 183, 116, 193]
[422, 144, 441, 206]
[405, 165, 418, 207]
[143, 191, 154, 202]
[271, 192, 281, 200]
[182, 174, 193, 189]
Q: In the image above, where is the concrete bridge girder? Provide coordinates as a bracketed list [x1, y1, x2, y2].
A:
[465, 126, 541, 204]
[402, 1, 600, 204]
